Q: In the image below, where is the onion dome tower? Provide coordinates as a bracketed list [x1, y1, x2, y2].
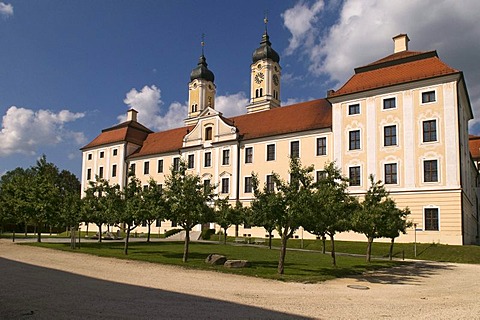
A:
[185, 36, 216, 126]
[247, 16, 281, 114]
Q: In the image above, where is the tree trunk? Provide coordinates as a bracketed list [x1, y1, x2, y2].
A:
[223, 228, 227, 245]
[98, 224, 102, 243]
[37, 230, 41, 243]
[321, 235, 326, 254]
[147, 223, 151, 243]
[389, 238, 395, 260]
[278, 234, 288, 275]
[329, 234, 336, 267]
[366, 237, 373, 262]
[235, 224, 239, 237]
[183, 229, 190, 263]
[268, 231, 273, 249]
[124, 226, 131, 255]
[24, 221, 28, 238]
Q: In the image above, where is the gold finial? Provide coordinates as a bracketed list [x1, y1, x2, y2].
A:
[201, 33, 205, 55]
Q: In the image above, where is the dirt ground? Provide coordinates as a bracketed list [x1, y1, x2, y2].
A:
[0, 239, 479, 319]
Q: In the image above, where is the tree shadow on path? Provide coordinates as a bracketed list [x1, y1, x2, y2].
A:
[0, 258, 311, 320]
[352, 261, 456, 286]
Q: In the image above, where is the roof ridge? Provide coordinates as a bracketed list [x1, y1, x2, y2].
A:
[355, 51, 438, 74]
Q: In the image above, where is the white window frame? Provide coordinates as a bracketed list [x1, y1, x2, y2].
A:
[266, 143, 276, 162]
[222, 148, 231, 166]
[422, 158, 440, 184]
[382, 96, 397, 110]
[383, 124, 398, 147]
[420, 88, 437, 105]
[423, 206, 440, 231]
[316, 136, 327, 156]
[244, 146, 254, 164]
[157, 158, 164, 173]
[348, 129, 362, 151]
[348, 165, 362, 187]
[290, 140, 300, 158]
[347, 103, 361, 116]
[421, 118, 439, 144]
[383, 162, 399, 185]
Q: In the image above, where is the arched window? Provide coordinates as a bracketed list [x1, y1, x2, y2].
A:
[255, 89, 259, 98]
[192, 104, 198, 113]
[259, 88, 263, 97]
[205, 127, 213, 140]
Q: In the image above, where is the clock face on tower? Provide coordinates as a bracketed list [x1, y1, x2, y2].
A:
[254, 72, 264, 84]
[273, 74, 279, 86]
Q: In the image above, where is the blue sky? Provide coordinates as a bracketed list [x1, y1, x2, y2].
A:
[1, 0, 480, 178]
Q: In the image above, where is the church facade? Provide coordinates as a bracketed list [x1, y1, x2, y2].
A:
[81, 31, 479, 245]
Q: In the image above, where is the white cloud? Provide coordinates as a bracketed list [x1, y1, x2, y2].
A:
[282, 0, 324, 55]
[0, 106, 85, 156]
[121, 85, 250, 131]
[0, 2, 13, 18]
[283, 0, 480, 132]
[215, 92, 249, 117]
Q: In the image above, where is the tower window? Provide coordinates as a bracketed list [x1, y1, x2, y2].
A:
[192, 104, 198, 113]
[259, 88, 263, 97]
[205, 127, 213, 140]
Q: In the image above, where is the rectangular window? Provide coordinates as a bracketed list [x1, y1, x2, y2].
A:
[423, 120, 437, 142]
[266, 175, 275, 192]
[144, 161, 150, 175]
[244, 177, 252, 193]
[205, 127, 213, 140]
[222, 149, 230, 165]
[384, 125, 397, 146]
[87, 168, 91, 180]
[87, 153, 92, 160]
[99, 166, 104, 179]
[221, 178, 229, 194]
[155, 219, 162, 227]
[203, 179, 211, 194]
[424, 160, 438, 182]
[266, 144, 275, 161]
[173, 158, 180, 171]
[316, 137, 326, 155]
[113, 149, 118, 156]
[112, 164, 117, 178]
[130, 163, 136, 175]
[383, 97, 396, 109]
[424, 208, 439, 231]
[188, 154, 195, 169]
[245, 147, 253, 163]
[290, 141, 299, 158]
[348, 103, 360, 115]
[384, 163, 397, 184]
[204, 152, 211, 167]
[422, 91, 436, 103]
[349, 130, 361, 150]
[349, 166, 361, 186]
[99, 151, 104, 158]
[157, 159, 163, 173]
[316, 170, 327, 182]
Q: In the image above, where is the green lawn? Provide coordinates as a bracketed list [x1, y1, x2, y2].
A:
[27, 241, 399, 282]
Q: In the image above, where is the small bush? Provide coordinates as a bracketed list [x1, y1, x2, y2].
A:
[201, 228, 216, 240]
[164, 228, 182, 238]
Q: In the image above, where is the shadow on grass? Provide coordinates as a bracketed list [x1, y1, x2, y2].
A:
[353, 261, 456, 285]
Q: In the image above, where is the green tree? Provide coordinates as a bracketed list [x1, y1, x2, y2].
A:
[142, 178, 166, 242]
[250, 175, 282, 249]
[353, 175, 408, 262]
[57, 170, 82, 248]
[164, 160, 214, 262]
[82, 177, 113, 243]
[214, 198, 245, 244]
[119, 169, 144, 255]
[253, 157, 314, 274]
[379, 205, 412, 260]
[303, 162, 358, 266]
[29, 156, 62, 242]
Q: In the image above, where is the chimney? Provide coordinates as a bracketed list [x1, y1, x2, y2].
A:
[393, 34, 410, 53]
[127, 109, 138, 122]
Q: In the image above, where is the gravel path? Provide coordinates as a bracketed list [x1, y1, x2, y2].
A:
[0, 239, 479, 319]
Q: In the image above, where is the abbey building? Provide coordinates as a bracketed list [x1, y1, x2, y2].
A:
[81, 31, 479, 245]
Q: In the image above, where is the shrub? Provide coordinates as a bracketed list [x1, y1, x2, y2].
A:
[201, 228, 216, 240]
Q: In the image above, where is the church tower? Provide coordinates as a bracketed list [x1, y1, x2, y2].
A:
[185, 40, 216, 126]
[247, 18, 281, 114]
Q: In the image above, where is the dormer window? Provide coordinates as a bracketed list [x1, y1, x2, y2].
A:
[205, 127, 213, 140]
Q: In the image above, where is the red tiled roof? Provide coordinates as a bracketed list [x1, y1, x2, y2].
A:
[81, 120, 153, 150]
[329, 51, 459, 98]
[128, 99, 332, 159]
[129, 126, 194, 158]
[231, 98, 331, 140]
[469, 135, 480, 160]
